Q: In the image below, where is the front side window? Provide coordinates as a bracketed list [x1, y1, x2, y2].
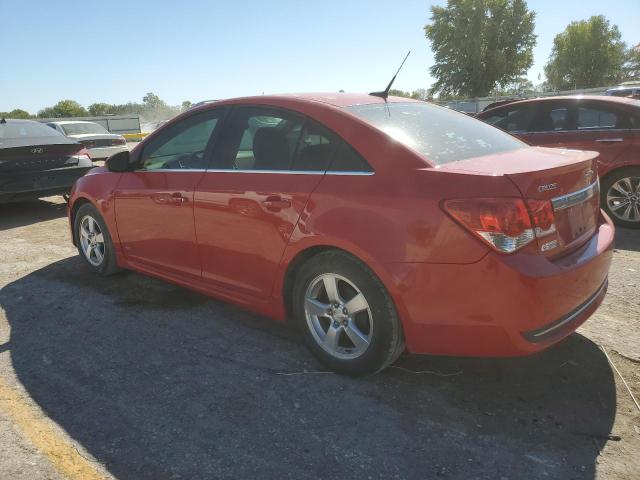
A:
[529, 104, 570, 132]
[140, 110, 222, 170]
[484, 106, 534, 133]
[348, 102, 525, 165]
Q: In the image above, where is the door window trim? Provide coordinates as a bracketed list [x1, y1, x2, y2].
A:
[208, 104, 375, 175]
[133, 107, 229, 172]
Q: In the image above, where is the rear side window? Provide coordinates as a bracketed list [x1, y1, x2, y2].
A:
[214, 106, 373, 173]
[61, 122, 109, 135]
[348, 103, 525, 165]
[0, 120, 62, 140]
[577, 106, 618, 130]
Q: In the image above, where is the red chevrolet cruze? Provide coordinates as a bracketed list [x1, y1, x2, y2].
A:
[68, 93, 614, 376]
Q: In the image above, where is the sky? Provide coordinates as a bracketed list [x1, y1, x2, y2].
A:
[1, 0, 639, 113]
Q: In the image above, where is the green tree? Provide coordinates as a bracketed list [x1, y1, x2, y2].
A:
[544, 16, 627, 90]
[388, 89, 412, 98]
[38, 100, 88, 118]
[425, 0, 536, 98]
[142, 92, 166, 109]
[181, 100, 192, 110]
[1, 109, 32, 119]
[88, 102, 113, 116]
[623, 45, 640, 81]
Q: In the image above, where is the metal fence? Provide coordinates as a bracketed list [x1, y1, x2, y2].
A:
[441, 86, 610, 113]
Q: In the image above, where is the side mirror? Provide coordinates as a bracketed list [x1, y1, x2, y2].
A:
[106, 151, 132, 172]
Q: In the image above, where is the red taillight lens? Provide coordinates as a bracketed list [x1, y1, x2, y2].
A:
[526, 199, 556, 236]
[444, 197, 556, 253]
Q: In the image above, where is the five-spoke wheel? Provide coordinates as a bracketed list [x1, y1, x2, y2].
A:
[294, 250, 404, 376]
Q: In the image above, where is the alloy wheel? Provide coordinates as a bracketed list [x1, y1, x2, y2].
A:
[79, 215, 106, 267]
[304, 273, 373, 360]
[606, 176, 640, 224]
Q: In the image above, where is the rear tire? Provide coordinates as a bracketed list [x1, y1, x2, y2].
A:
[601, 167, 640, 229]
[292, 250, 404, 376]
[74, 203, 121, 275]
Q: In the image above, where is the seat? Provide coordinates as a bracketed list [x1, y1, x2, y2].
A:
[252, 128, 290, 170]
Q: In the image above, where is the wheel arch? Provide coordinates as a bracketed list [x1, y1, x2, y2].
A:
[69, 196, 94, 246]
[279, 242, 408, 329]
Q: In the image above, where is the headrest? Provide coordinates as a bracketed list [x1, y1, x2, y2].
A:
[253, 128, 290, 170]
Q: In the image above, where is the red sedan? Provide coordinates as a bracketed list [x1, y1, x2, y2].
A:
[68, 93, 614, 376]
[477, 96, 640, 228]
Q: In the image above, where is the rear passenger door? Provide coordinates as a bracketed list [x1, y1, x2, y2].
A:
[194, 106, 337, 299]
[566, 102, 635, 166]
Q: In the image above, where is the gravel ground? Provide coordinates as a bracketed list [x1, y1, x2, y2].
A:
[0, 197, 638, 480]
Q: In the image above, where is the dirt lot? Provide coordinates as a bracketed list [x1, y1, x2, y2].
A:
[0, 197, 638, 480]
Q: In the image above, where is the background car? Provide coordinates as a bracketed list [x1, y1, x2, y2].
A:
[0, 118, 92, 203]
[67, 93, 613, 376]
[605, 83, 640, 99]
[47, 120, 128, 161]
[477, 95, 640, 228]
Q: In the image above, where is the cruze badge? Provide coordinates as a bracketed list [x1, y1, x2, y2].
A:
[538, 183, 558, 193]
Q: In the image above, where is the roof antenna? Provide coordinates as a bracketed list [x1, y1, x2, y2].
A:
[369, 51, 411, 99]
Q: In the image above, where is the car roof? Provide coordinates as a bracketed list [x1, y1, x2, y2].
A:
[210, 92, 422, 109]
[480, 95, 638, 115]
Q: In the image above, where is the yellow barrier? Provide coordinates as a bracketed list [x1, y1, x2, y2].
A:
[122, 132, 149, 141]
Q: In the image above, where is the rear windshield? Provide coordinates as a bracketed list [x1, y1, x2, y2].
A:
[0, 121, 63, 140]
[61, 122, 109, 135]
[346, 102, 525, 165]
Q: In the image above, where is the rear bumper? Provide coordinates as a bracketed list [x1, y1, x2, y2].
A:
[0, 167, 92, 203]
[87, 146, 128, 161]
[385, 211, 615, 357]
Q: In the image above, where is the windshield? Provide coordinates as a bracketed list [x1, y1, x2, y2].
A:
[0, 120, 63, 140]
[346, 102, 526, 165]
[62, 122, 109, 135]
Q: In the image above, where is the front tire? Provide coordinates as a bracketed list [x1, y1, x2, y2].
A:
[601, 167, 640, 229]
[74, 203, 121, 275]
[292, 250, 404, 376]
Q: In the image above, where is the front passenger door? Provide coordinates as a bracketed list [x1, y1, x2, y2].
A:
[114, 109, 224, 278]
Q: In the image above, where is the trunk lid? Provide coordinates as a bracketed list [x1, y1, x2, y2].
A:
[439, 147, 600, 256]
[0, 137, 84, 173]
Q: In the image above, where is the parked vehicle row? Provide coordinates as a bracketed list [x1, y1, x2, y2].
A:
[68, 93, 614, 376]
[0, 118, 93, 203]
[477, 95, 640, 228]
[47, 121, 128, 161]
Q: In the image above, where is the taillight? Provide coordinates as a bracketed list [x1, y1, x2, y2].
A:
[444, 197, 556, 253]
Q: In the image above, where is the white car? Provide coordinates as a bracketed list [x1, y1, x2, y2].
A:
[47, 121, 128, 161]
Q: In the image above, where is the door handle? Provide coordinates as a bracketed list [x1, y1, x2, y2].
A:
[153, 192, 187, 205]
[170, 192, 187, 205]
[262, 196, 291, 211]
[595, 138, 624, 143]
